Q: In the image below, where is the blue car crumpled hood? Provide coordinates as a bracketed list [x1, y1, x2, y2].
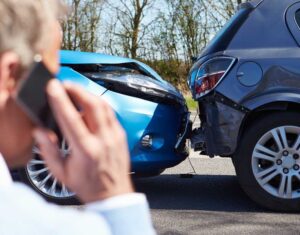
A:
[59, 50, 184, 103]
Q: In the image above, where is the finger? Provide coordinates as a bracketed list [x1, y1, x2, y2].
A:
[101, 100, 125, 140]
[102, 100, 118, 127]
[33, 128, 66, 183]
[63, 82, 106, 134]
[64, 82, 122, 151]
[46, 80, 89, 147]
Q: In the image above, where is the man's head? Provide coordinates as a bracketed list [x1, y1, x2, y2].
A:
[0, 0, 65, 167]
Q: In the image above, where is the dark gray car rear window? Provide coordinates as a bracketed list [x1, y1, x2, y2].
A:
[199, 6, 252, 58]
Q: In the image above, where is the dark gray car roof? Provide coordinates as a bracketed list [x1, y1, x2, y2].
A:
[213, 0, 300, 106]
[228, 0, 299, 52]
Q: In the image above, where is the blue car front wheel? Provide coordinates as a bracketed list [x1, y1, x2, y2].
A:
[19, 138, 79, 205]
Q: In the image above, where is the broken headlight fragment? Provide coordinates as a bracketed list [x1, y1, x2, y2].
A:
[83, 68, 185, 107]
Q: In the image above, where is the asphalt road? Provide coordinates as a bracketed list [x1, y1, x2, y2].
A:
[133, 154, 300, 235]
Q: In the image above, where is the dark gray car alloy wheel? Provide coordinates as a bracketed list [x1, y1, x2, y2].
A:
[252, 126, 300, 199]
[235, 112, 300, 211]
[19, 139, 78, 205]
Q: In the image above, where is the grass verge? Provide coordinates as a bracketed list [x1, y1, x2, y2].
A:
[185, 96, 197, 111]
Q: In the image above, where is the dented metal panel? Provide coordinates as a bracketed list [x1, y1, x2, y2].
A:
[201, 100, 245, 156]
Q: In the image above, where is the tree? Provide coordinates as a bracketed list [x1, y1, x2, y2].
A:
[61, 0, 250, 91]
[61, 0, 103, 52]
[168, 0, 207, 63]
[205, 0, 250, 22]
[107, 0, 155, 59]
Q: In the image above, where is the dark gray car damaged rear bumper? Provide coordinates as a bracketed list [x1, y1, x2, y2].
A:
[191, 93, 248, 157]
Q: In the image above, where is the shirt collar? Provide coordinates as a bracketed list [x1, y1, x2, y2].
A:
[0, 154, 13, 186]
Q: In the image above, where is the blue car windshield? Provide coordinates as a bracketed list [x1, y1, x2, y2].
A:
[200, 7, 252, 57]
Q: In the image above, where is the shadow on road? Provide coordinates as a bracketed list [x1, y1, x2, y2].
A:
[133, 174, 264, 213]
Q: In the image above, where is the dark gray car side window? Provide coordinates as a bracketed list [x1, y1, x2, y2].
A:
[286, 3, 300, 46]
[295, 9, 300, 28]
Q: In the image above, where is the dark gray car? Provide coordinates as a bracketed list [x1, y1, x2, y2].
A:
[189, 0, 300, 211]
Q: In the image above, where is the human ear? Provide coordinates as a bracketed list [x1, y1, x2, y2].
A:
[0, 52, 20, 94]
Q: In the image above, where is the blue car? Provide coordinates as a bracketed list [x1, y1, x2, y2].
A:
[17, 50, 190, 204]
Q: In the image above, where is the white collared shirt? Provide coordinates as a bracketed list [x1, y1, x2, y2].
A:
[0, 155, 12, 186]
[0, 155, 155, 235]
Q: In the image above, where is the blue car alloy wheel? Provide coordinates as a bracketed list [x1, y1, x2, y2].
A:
[18, 51, 190, 204]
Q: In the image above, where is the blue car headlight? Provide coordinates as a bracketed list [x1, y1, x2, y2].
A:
[105, 74, 170, 97]
[84, 71, 185, 107]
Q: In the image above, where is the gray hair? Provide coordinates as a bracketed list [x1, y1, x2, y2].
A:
[0, 0, 66, 71]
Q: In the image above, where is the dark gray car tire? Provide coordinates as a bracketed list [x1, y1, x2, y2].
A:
[235, 111, 300, 212]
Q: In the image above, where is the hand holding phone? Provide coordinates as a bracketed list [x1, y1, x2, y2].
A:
[16, 61, 134, 203]
[16, 60, 58, 131]
[34, 81, 134, 203]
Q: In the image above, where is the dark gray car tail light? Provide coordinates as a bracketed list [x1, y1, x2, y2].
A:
[194, 57, 235, 99]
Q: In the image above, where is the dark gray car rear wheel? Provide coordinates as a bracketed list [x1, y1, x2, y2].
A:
[235, 112, 300, 211]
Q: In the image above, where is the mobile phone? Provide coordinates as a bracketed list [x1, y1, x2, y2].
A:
[16, 61, 58, 131]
